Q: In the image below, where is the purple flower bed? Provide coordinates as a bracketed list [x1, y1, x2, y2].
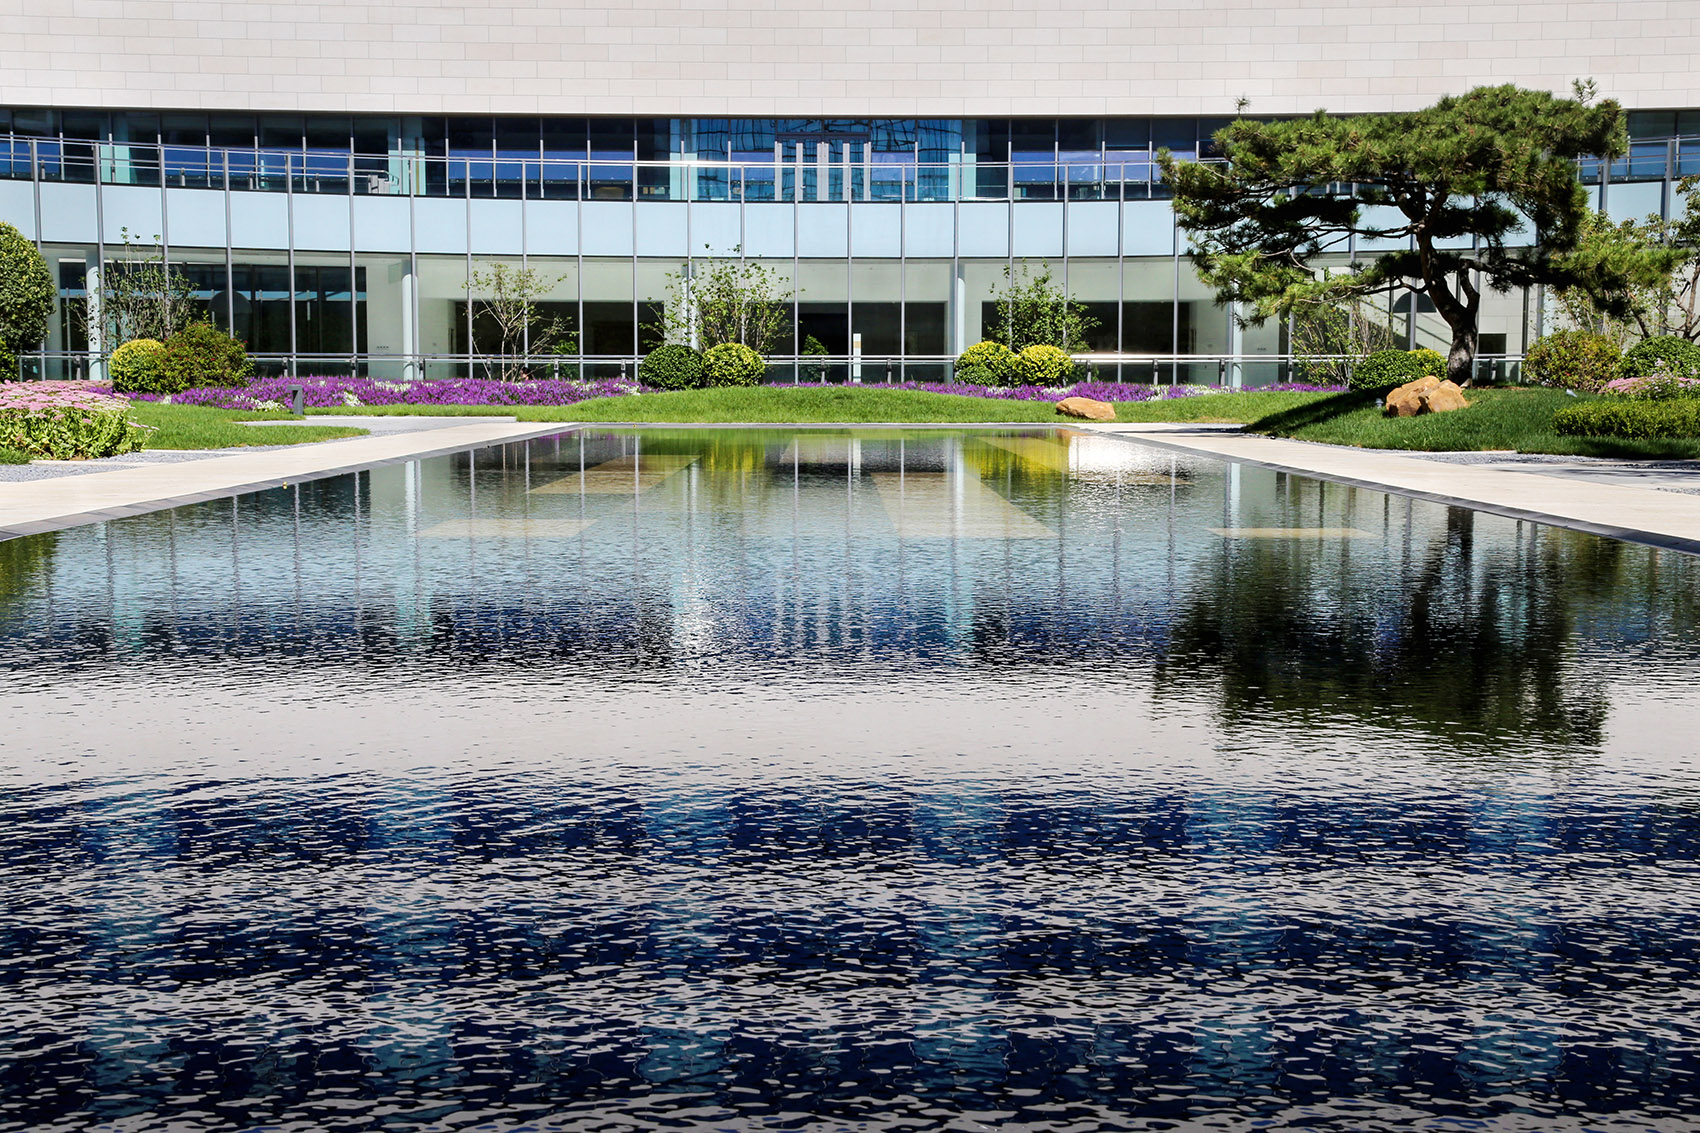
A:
[124, 375, 1347, 411]
[130, 376, 643, 410]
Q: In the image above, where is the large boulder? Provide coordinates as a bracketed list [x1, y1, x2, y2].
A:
[1384, 375, 1440, 417]
[1423, 379, 1470, 413]
[1383, 376, 1467, 417]
[1056, 396, 1116, 421]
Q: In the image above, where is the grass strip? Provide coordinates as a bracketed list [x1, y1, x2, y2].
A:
[128, 403, 368, 450]
[0, 447, 29, 464]
[1249, 387, 1700, 459]
[306, 386, 1337, 424]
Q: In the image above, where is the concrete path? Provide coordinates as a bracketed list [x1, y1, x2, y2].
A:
[1085, 425, 1700, 556]
[0, 420, 574, 539]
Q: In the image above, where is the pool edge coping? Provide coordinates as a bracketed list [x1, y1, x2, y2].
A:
[0, 421, 582, 541]
[1089, 427, 1700, 558]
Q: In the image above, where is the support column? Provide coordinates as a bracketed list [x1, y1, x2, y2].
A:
[84, 252, 105, 383]
[1227, 302, 1245, 389]
[950, 262, 967, 357]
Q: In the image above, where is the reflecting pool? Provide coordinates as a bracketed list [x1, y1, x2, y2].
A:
[2, 427, 1700, 1132]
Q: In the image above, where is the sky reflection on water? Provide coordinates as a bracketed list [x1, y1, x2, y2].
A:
[1, 427, 1699, 1132]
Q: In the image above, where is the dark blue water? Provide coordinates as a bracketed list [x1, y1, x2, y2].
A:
[2, 428, 1699, 1131]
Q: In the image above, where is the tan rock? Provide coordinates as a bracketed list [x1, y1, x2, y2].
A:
[1384, 376, 1442, 418]
[1056, 396, 1116, 421]
[1421, 379, 1469, 413]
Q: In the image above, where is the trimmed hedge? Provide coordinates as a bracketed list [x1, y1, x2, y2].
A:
[1552, 398, 1700, 439]
[108, 339, 172, 394]
[955, 341, 1017, 386]
[700, 342, 764, 387]
[639, 343, 704, 390]
[1350, 348, 1445, 391]
[1012, 343, 1074, 386]
[1620, 335, 1700, 380]
[163, 322, 252, 390]
[1524, 330, 1621, 391]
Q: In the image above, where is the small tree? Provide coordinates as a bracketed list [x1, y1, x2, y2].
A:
[87, 229, 201, 350]
[1288, 295, 1398, 384]
[465, 262, 573, 379]
[986, 265, 1097, 352]
[1161, 84, 1670, 385]
[0, 222, 54, 372]
[1552, 175, 1700, 346]
[665, 247, 792, 355]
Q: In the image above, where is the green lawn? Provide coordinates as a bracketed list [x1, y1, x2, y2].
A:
[307, 386, 1337, 424]
[128, 402, 368, 450]
[1251, 387, 1700, 459]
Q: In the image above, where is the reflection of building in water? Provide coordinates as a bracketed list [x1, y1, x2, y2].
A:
[1, 430, 1694, 743]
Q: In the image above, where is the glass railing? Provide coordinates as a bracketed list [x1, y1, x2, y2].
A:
[1, 135, 1196, 203]
[8, 133, 1686, 204]
[5, 134, 1693, 206]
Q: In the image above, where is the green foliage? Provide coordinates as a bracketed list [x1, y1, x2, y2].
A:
[955, 341, 1017, 384]
[1523, 329, 1621, 390]
[0, 394, 148, 459]
[1552, 176, 1700, 346]
[1350, 348, 1441, 390]
[984, 267, 1098, 352]
[1012, 344, 1075, 386]
[700, 342, 765, 387]
[108, 339, 172, 394]
[0, 445, 28, 464]
[1552, 398, 1700, 438]
[466, 262, 572, 379]
[666, 249, 793, 355]
[800, 334, 828, 381]
[1409, 348, 1446, 376]
[89, 230, 201, 349]
[1619, 334, 1700, 379]
[1162, 84, 1640, 384]
[1288, 298, 1398, 383]
[954, 365, 997, 386]
[162, 322, 251, 390]
[639, 343, 705, 390]
[0, 222, 53, 356]
[0, 342, 14, 381]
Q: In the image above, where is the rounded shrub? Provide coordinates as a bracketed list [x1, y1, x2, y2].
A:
[108, 339, 172, 394]
[1012, 344, 1074, 386]
[0, 221, 53, 359]
[1350, 348, 1443, 391]
[700, 342, 764, 388]
[955, 341, 1016, 385]
[639, 343, 704, 391]
[1523, 329, 1620, 392]
[163, 322, 252, 390]
[954, 364, 997, 387]
[1619, 335, 1700, 380]
[1409, 347, 1446, 377]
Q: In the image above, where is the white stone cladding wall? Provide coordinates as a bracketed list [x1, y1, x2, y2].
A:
[4, 0, 1696, 116]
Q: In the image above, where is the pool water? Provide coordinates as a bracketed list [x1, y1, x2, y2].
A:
[2, 427, 1699, 1132]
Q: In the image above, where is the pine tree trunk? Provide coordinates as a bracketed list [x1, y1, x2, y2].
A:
[1446, 328, 1477, 387]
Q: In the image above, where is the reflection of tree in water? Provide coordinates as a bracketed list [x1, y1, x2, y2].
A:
[1158, 508, 1629, 746]
[0, 532, 56, 624]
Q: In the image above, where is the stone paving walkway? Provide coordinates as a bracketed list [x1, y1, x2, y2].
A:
[0, 418, 572, 539]
[1085, 424, 1700, 556]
